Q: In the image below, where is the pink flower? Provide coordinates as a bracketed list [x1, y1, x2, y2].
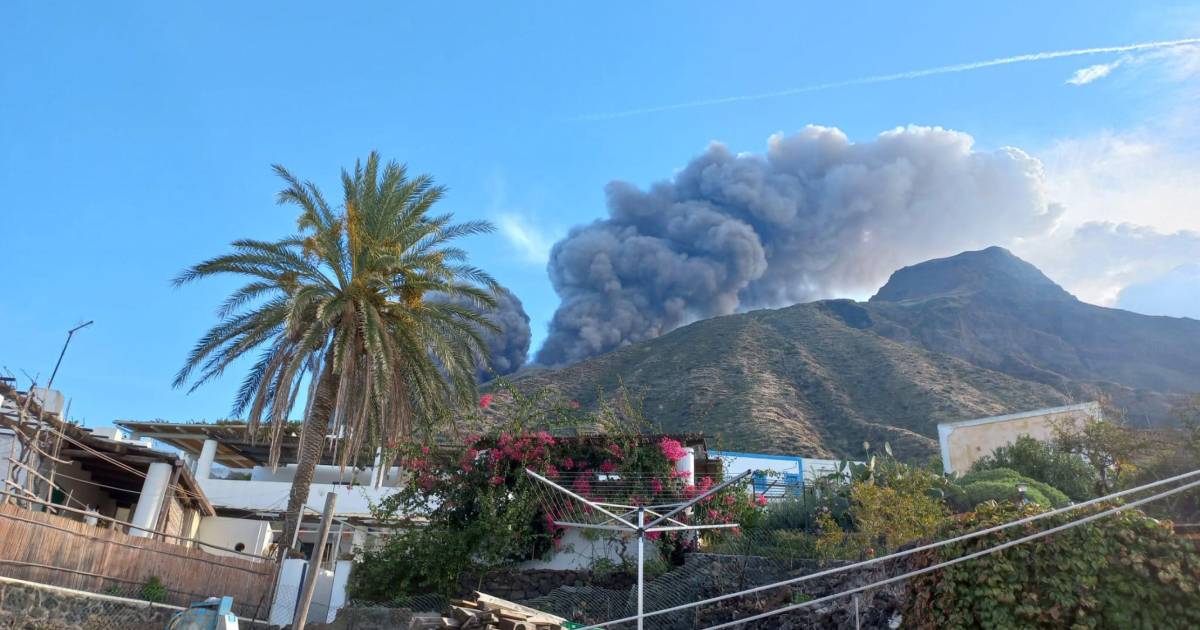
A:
[536, 430, 556, 445]
[561, 457, 575, 470]
[569, 400, 581, 409]
[418, 474, 436, 491]
[723, 494, 736, 506]
[545, 465, 559, 479]
[607, 443, 623, 459]
[697, 477, 714, 493]
[600, 460, 616, 473]
[650, 478, 663, 494]
[479, 394, 494, 409]
[707, 509, 720, 520]
[755, 494, 768, 507]
[659, 437, 687, 462]
[490, 475, 505, 486]
[645, 530, 662, 541]
[463, 434, 481, 446]
[420, 446, 430, 455]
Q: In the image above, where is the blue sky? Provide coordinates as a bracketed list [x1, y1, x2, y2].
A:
[2, 1, 1198, 426]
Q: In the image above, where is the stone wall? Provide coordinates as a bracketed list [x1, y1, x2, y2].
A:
[459, 569, 634, 602]
[0, 576, 179, 630]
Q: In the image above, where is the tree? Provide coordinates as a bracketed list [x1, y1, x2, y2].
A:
[1052, 401, 1146, 495]
[969, 435, 1096, 501]
[174, 152, 500, 555]
[1176, 394, 1200, 457]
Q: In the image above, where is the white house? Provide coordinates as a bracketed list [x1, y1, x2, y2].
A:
[710, 450, 847, 498]
[115, 421, 399, 560]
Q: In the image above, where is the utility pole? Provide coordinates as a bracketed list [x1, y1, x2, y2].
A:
[42, 320, 92, 504]
[293, 492, 337, 629]
[47, 320, 93, 390]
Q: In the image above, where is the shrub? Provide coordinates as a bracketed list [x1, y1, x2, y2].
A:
[905, 502, 1200, 628]
[815, 459, 948, 561]
[970, 435, 1096, 501]
[349, 385, 766, 601]
[139, 576, 168, 603]
[956, 468, 1070, 509]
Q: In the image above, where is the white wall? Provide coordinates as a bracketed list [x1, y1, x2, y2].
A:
[713, 451, 802, 480]
[247, 463, 404, 487]
[711, 450, 851, 496]
[51, 460, 117, 516]
[195, 516, 273, 557]
[326, 560, 353, 623]
[198, 477, 391, 516]
[270, 559, 307, 626]
[519, 528, 654, 571]
[0, 430, 37, 492]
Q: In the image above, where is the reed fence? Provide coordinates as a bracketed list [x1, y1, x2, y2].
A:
[0, 502, 275, 617]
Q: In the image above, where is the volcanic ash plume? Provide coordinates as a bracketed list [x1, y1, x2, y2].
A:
[537, 125, 1063, 365]
[432, 286, 531, 381]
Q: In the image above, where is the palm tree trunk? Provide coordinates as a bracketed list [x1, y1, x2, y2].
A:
[279, 357, 338, 560]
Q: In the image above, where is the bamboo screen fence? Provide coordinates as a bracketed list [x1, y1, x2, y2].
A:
[0, 502, 274, 616]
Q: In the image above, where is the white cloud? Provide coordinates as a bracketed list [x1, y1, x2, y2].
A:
[1067, 60, 1123, 85]
[497, 213, 559, 265]
[1038, 130, 1200, 235]
[1009, 121, 1200, 313]
[1017, 222, 1200, 308]
[1066, 43, 1200, 86]
[577, 38, 1200, 120]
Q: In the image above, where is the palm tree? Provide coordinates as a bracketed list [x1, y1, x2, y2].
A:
[174, 152, 500, 555]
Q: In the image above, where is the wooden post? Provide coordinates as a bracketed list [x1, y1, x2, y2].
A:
[293, 491, 336, 629]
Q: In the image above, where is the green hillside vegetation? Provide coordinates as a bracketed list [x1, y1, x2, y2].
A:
[509, 303, 1068, 459]
[508, 247, 1200, 458]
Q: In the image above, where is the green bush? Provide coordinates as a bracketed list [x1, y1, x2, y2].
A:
[139, 576, 168, 603]
[956, 468, 1070, 509]
[905, 502, 1200, 629]
[970, 435, 1096, 501]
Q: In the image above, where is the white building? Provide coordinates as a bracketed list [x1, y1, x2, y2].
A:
[115, 421, 400, 560]
[710, 450, 848, 498]
[0, 386, 216, 546]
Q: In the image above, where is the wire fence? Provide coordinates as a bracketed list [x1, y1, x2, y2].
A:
[513, 548, 900, 629]
[0, 574, 274, 630]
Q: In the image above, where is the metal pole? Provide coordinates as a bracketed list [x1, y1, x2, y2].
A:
[637, 506, 645, 630]
[293, 492, 337, 630]
[47, 321, 93, 390]
[40, 321, 90, 506]
[854, 593, 861, 630]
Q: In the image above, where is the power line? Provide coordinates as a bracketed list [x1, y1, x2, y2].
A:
[584, 467, 1200, 629]
[702, 475, 1200, 629]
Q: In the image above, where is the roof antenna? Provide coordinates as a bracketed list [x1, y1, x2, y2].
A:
[47, 320, 94, 390]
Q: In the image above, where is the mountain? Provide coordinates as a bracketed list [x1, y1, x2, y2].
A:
[508, 247, 1200, 458]
[864, 247, 1200, 424]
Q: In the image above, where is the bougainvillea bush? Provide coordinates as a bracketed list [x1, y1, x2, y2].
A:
[348, 387, 765, 601]
[904, 501, 1200, 629]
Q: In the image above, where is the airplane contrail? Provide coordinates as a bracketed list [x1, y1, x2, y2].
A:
[576, 37, 1200, 121]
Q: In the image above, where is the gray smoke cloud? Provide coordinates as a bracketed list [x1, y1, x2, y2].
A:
[537, 125, 1064, 365]
[432, 287, 531, 381]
